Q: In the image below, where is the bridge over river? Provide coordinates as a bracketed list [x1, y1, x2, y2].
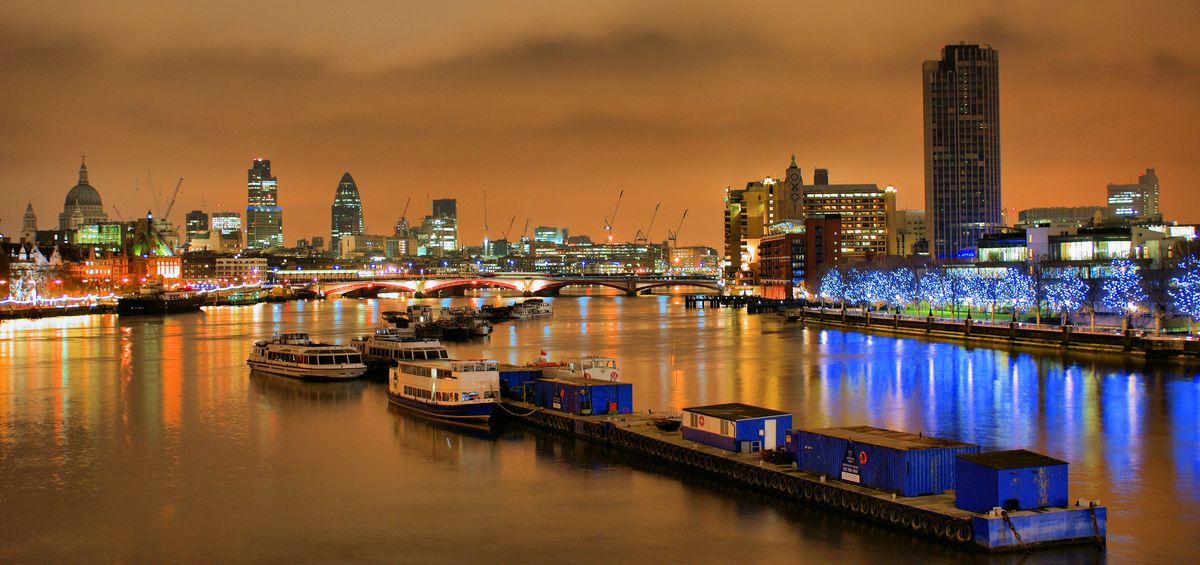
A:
[276, 271, 721, 297]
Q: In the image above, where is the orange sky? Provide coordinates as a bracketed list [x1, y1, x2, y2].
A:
[2, 1, 1198, 248]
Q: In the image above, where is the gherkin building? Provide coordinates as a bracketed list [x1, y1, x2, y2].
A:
[330, 172, 365, 252]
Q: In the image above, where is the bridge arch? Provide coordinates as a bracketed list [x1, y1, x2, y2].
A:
[424, 278, 525, 294]
[318, 280, 420, 297]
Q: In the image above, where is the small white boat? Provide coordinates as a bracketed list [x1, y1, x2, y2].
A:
[387, 359, 501, 421]
[511, 298, 553, 319]
[247, 332, 367, 380]
[541, 356, 622, 382]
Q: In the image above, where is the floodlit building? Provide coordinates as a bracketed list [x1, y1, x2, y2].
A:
[1017, 206, 1105, 228]
[534, 226, 569, 245]
[59, 157, 109, 231]
[923, 44, 1002, 260]
[894, 209, 927, 257]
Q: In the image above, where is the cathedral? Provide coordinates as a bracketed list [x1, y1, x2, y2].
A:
[58, 157, 108, 231]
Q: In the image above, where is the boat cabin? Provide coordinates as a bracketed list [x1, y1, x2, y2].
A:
[681, 403, 792, 453]
[554, 356, 621, 382]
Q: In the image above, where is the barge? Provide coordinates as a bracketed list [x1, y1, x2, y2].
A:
[496, 398, 1107, 552]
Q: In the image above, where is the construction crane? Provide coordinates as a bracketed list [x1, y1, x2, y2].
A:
[603, 190, 624, 244]
[634, 201, 661, 243]
[400, 196, 411, 221]
[667, 209, 689, 247]
[162, 177, 183, 220]
[111, 205, 125, 221]
[521, 217, 530, 240]
[482, 190, 489, 250]
[500, 215, 517, 240]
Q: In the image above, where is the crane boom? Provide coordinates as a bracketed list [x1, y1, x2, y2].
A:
[603, 190, 624, 243]
[163, 177, 183, 220]
[400, 197, 411, 220]
[636, 201, 661, 242]
[501, 215, 517, 240]
[668, 209, 688, 246]
[521, 217, 530, 239]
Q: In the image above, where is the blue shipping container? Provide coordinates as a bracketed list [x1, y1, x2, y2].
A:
[797, 426, 979, 497]
[681, 403, 792, 453]
[533, 377, 633, 416]
[498, 368, 542, 400]
[955, 450, 1069, 513]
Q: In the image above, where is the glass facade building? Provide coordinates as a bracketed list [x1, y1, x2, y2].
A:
[330, 172, 365, 253]
[246, 159, 283, 249]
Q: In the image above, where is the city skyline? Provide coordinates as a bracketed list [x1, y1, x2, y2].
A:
[3, 3, 1198, 247]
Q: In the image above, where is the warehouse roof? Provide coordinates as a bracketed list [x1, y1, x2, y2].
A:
[957, 449, 1068, 470]
[684, 403, 790, 420]
[805, 426, 975, 450]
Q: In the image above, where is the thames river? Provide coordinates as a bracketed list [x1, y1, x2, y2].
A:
[1, 293, 1196, 563]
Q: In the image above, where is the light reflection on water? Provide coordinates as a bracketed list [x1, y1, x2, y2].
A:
[0, 294, 1196, 563]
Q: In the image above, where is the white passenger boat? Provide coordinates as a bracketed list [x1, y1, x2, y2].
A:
[387, 359, 500, 421]
[247, 332, 367, 380]
[511, 298, 553, 318]
[351, 327, 449, 374]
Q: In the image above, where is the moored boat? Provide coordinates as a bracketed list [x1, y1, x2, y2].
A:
[387, 359, 501, 421]
[247, 332, 367, 380]
[351, 327, 448, 374]
[511, 298, 552, 319]
[117, 282, 203, 316]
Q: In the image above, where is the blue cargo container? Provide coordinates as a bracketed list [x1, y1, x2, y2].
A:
[498, 367, 542, 400]
[681, 403, 792, 453]
[532, 377, 633, 416]
[796, 426, 979, 497]
[955, 450, 1069, 513]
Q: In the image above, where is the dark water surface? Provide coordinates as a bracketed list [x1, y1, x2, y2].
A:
[1, 294, 1197, 563]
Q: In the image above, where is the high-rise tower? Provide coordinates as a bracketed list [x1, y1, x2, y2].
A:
[246, 159, 283, 249]
[330, 172, 365, 252]
[923, 44, 1001, 260]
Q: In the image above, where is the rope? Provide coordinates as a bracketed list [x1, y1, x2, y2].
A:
[496, 402, 541, 417]
[1000, 511, 1030, 554]
[1089, 501, 1105, 548]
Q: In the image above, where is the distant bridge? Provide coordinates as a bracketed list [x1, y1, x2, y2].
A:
[289, 273, 721, 298]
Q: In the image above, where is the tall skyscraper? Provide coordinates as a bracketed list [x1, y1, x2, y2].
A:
[923, 44, 1002, 260]
[330, 172, 365, 251]
[245, 159, 283, 249]
[1106, 168, 1161, 221]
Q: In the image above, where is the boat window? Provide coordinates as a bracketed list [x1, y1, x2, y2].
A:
[334, 355, 348, 365]
[439, 350, 449, 359]
[348, 355, 361, 364]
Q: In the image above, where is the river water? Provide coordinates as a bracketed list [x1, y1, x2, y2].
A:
[1, 293, 1196, 563]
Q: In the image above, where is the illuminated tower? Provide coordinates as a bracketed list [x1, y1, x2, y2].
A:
[923, 44, 1002, 260]
[330, 172, 365, 252]
[21, 202, 37, 244]
[245, 158, 283, 249]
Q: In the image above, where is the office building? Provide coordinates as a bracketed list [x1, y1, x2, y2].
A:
[894, 209, 927, 256]
[722, 156, 810, 284]
[245, 159, 283, 249]
[534, 226, 569, 245]
[802, 181, 895, 258]
[757, 215, 842, 299]
[422, 198, 458, 254]
[330, 172, 365, 252]
[923, 44, 1002, 259]
[185, 210, 209, 245]
[210, 212, 242, 234]
[1106, 169, 1161, 221]
[1016, 206, 1105, 228]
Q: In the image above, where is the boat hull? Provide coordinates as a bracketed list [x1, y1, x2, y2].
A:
[387, 393, 496, 421]
[247, 361, 366, 381]
[117, 296, 204, 316]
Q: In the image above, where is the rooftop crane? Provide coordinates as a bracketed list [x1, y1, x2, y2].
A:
[500, 215, 517, 240]
[667, 209, 689, 247]
[400, 196, 411, 220]
[162, 177, 183, 220]
[111, 205, 125, 222]
[521, 217, 530, 240]
[482, 190, 489, 249]
[603, 190, 624, 243]
[634, 201, 661, 243]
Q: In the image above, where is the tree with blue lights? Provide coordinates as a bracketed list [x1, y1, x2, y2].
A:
[1170, 255, 1200, 334]
[889, 268, 918, 313]
[1002, 269, 1036, 318]
[1102, 258, 1147, 327]
[1046, 269, 1087, 325]
[918, 269, 950, 316]
[819, 268, 845, 307]
[976, 270, 1004, 321]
